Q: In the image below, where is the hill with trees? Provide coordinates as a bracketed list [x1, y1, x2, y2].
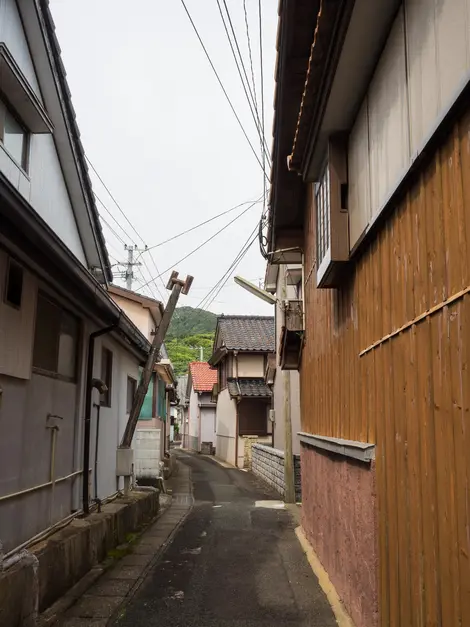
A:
[166, 307, 218, 376]
[167, 306, 217, 339]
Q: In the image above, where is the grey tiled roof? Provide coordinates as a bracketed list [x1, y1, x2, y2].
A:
[227, 379, 272, 398]
[218, 316, 275, 351]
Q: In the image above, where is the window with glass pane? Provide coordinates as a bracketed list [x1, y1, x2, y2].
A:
[316, 165, 331, 265]
[33, 293, 79, 379]
[0, 99, 27, 169]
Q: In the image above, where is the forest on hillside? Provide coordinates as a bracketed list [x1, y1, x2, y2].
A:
[166, 307, 218, 376]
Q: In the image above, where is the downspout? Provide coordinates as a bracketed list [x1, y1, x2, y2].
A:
[83, 324, 117, 515]
[93, 402, 100, 503]
[235, 398, 240, 468]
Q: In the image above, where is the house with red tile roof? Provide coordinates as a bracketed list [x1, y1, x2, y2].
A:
[185, 362, 217, 453]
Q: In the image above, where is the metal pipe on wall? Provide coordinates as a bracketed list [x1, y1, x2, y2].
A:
[83, 324, 117, 515]
[93, 402, 101, 500]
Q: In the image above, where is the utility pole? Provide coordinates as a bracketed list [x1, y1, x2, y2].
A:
[282, 266, 295, 503]
[199, 346, 204, 361]
[120, 271, 193, 492]
[123, 244, 144, 290]
[121, 271, 193, 447]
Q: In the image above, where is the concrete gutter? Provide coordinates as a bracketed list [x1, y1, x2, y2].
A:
[295, 526, 355, 627]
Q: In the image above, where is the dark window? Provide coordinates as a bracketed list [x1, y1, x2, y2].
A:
[238, 399, 268, 436]
[126, 376, 136, 413]
[33, 292, 79, 379]
[100, 348, 113, 407]
[4, 258, 23, 308]
[0, 98, 29, 170]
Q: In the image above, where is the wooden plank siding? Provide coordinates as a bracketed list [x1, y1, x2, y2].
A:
[301, 105, 470, 626]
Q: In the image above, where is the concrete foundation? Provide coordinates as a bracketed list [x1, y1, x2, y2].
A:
[0, 490, 159, 627]
[300, 443, 378, 627]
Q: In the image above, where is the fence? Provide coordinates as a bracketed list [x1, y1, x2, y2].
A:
[251, 444, 301, 502]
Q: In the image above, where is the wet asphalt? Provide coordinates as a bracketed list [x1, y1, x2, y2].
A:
[111, 450, 336, 627]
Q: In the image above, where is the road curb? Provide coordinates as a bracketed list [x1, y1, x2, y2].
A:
[295, 526, 355, 627]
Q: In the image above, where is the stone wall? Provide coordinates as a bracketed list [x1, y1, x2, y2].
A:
[251, 444, 301, 501]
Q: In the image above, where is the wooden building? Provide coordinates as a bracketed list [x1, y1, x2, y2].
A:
[268, 1, 470, 626]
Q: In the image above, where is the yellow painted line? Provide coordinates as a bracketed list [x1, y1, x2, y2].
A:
[295, 526, 355, 627]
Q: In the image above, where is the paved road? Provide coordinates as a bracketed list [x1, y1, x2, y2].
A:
[112, 450, 336, 627]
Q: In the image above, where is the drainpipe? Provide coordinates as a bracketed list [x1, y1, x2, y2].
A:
[83, 324, 117, 515]
[235, 397, 240, 468]
[93, 402, 101, 503]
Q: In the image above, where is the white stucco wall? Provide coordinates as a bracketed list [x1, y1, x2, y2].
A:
[89, 335, 140, 500]
[110, 295, 154, 341]
[0, 0, 87, 264]
[237, 353, 264, 378]
[188, 387, 199, 451]
[215, 387, 237, 465]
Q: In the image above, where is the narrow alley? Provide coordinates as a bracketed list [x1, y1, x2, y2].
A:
[110, 451, 336, 627]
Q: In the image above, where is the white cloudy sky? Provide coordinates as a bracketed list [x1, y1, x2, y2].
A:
[49, 0, 277, 316]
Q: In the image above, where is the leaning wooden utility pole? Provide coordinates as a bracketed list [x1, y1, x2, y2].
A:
[281, 268, 295, 504]
[119, 271, 193, 492]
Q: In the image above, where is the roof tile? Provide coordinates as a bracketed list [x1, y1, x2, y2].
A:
[189, 362, 218, 392]
[218, 316, 275, 352]
[227, 378, 272, 398]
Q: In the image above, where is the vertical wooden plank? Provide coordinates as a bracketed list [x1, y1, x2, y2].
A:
[458, 109, 470, 275]
[392, 332, 412, 627]
[374, 344, 389, 627]
[381, 222, 400, 626]
[416, 317, 441, 627]
[449, 299, 470, 624]
[406, 324, 425, 626]
[431, 310, 459, 627]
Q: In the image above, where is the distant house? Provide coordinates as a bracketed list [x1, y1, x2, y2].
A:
[108, 284, 176, 483]
[175, 374, 188, 442]
[210, 316, 274, 467]
[186, 362, 217, 453]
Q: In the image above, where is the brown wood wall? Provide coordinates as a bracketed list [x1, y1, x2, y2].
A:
[301, 105, 470, 626]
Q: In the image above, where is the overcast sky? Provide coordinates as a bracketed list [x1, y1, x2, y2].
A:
[49, 0, 277, 317]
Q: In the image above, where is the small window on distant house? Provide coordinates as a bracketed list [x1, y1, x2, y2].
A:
[100, 348, 113, 407]
[33, 292, 79, 379]
[4, 258, 23, 308]
[126, 376, 136, 413]
[0, 99, 29, 170]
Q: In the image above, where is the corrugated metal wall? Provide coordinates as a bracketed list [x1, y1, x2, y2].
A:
[301, 106, 470, 626]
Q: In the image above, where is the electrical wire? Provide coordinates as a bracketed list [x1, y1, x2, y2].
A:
[88, 158, 168, 302]
[197, 219, 261, 310]
[137, 197, 262, 291]
[200, 230, 258, 310]
[136, 196, 263, 257]
[179, 0, 268, 178]
[216, 0, 271, 166]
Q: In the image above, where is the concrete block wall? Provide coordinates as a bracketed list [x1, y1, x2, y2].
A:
[251, 444, 301, 501]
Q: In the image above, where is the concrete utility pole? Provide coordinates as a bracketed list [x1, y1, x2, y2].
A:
[124, 244, 144, 290]
[282, 266, 295, 504]
[199, 346, 204, 361]
[121, 271, 193, 449]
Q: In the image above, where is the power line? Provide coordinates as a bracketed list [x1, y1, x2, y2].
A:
[86, 156, 144, 246]
[201, 231, 258, 310]
[243, 0, 259, 121]
[99, 213, 127, 247]
[88, 158, 168, 302]
[179, 0, 268, 178]
[136, 196, 263, 258]
[258, 0, 268, 216]
[216, 0, 271, 166]
[198, 220, 260, 310]
[138, 197, 261, 291]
